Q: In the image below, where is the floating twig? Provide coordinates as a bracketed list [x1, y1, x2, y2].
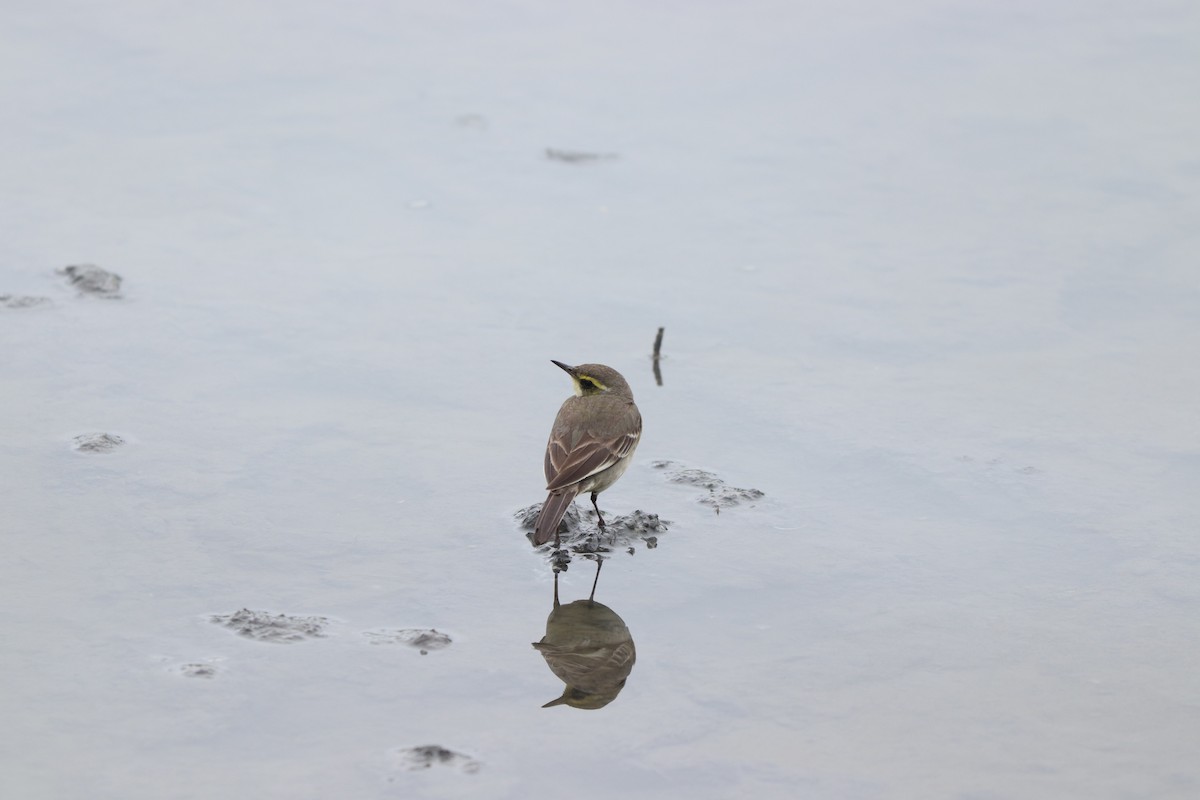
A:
[545, 148, 618, 164]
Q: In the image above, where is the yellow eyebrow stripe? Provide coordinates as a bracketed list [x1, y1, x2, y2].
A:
[576, 374, 609, 391]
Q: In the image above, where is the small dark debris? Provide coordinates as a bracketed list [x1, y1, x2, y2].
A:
[180, 663, 217, 679]
[545, 148, 618, 164]
[396, 744, 481, 773]
[210, 609, 329, 643]
[363, 628, 452, 654]
[550, 548, 572, 572]
[72, 432, 125, 453]
[58, 264, 122, 296]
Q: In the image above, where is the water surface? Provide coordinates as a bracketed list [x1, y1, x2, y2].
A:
[3, 2, 1199, 798]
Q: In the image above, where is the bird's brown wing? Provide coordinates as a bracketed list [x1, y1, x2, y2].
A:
[532, 641, 637, 687]
[545, 414, 641, 492]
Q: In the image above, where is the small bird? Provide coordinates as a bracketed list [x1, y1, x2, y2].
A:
[532, 361, 642, 546]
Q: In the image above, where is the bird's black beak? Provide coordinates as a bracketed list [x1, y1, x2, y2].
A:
[551, 360, 574, 375]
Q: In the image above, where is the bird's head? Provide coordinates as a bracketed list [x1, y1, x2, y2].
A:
[552, 360, 631, 399]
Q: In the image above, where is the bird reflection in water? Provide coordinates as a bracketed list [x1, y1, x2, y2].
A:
[532, 559, 636, 709]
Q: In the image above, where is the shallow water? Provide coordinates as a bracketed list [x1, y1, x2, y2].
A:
[3, 2, 1199, 798]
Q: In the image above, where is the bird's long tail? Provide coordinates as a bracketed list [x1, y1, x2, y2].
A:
[532, 489, 578, 545]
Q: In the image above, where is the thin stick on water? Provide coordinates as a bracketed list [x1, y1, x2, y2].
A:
[652, 326, 665, 386]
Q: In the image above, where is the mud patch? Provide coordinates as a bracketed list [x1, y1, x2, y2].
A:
[179, 663, 218, 679]
[58, 264, 123, 297]
[363, 628, 452, 654]
[571, 510, 666, 555]
[72, 432, 126, 453]
[516, 503, 666, 551]
[393, 745, 481, 774]
[653, 460, 764, 510]
[210, 609, 329, 643]
[1, 294, 52, 309]
[600, 509, 667, 535]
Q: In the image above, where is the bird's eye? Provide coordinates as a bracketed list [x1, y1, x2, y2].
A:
[579, 378, 596, 391]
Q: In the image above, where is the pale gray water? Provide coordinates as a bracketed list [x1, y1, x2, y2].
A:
[3, 2, 1199, 798]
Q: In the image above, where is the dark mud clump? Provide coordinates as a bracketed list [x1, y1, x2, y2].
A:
[58, 264, 123, 297]
[1, 294, 52, 309]
[653, 460, 764, 510]
[72, 432, 126, 453]
[394, 745, 481, 774]
[517, 504, 667, 568]
[572, 510, 667, 555]
[179, 663, 217, 679]
[516, 503, 667, 549]
[363, 628, 452, 654]
[601, 509, 667, 535]
[211, 609, 329, 643]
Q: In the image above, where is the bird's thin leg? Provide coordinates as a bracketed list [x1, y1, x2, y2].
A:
[590, 492, 605, 529]
[589, 558, 604, 602]
[553, 572, 561, 607]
